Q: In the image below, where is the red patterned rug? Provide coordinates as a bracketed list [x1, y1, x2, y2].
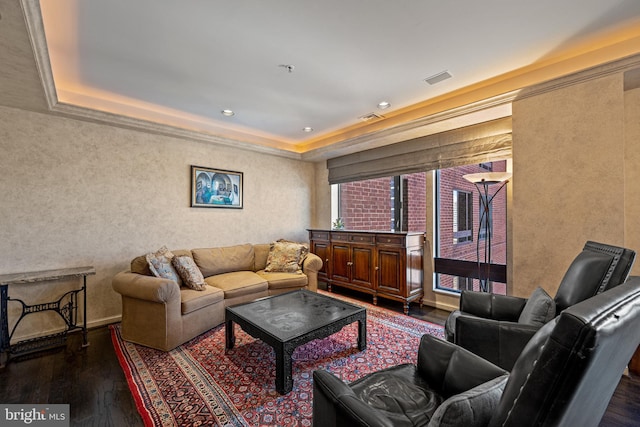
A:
[110, 291, 444, 426]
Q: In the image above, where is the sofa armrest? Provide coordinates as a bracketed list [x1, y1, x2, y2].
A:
[460, 290, 527, 321]
[456, 315, 541, 370]
[112, 271, 181, 304]
[303, 252, 323, 292]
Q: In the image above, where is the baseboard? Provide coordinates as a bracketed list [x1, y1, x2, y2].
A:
[421, 299, 457, 313]
[9, 315, 123, 342]
[88, 315, 122, 329]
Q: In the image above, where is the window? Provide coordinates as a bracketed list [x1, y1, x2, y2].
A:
[435, 161, 508, 294]
[453, 190, 473, 244]
[336, 172, 426, 232]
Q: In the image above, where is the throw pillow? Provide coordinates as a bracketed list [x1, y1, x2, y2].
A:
[518, 286, 556, 326]
[146, 246, 182, 286]
[264, 240, 308, 274]
[172, 255, 207, 291]
[275, 238, 309, 267]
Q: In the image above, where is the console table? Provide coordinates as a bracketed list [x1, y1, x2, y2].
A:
[0, 266, 95, 368]
[309, 229, 425, 314]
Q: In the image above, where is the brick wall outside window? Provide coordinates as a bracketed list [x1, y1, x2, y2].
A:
[437, 160, 508, 293]
[339, 173, 426, 232]
[336, 162, 507, 294]
[339, 177, 392, 231]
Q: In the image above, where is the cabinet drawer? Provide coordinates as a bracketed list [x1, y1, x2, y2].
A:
[310, 231, 330, 240]
[331, 233, 349, 242]
[376, 235, 404, 246]
[349, 234, 375, 244]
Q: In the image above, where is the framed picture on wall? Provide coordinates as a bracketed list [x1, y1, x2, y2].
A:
[191, 165, 243, 209]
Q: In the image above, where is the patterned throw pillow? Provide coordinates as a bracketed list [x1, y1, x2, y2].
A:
[264, 240, 308, 274]
[172, 255, 207, 291]
[146, 246, 183, 286]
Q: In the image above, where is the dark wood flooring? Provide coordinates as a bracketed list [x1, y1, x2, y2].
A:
[0, 286, 638, 426]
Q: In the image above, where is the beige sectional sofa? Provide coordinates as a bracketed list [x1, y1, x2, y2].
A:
[112, 242, 322, 351]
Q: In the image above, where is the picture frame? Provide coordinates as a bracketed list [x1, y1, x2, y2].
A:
[191, 165, 243, 209]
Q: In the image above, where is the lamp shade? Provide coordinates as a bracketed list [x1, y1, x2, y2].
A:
[462, 172, 511, 185]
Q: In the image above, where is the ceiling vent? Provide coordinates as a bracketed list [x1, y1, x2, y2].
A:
[358, 112, 385, 122]
[424, 71, 453, 85]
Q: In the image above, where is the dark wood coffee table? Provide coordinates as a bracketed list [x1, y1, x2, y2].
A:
[225, 289, 366, 394]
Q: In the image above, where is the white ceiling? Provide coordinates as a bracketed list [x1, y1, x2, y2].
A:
[34, 0, 640, 155]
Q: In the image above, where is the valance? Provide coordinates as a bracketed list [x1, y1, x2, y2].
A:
[327, 117, 512, 184]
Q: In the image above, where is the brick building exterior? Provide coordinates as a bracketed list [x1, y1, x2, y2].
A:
[339, 177, 393, 231]
[338, 173, 426, 232]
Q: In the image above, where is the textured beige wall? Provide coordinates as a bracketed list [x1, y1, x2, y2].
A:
[512, 73, 627, 298]
[312, 161, 332, 230]
[625, 86, 640, 271]
[0, 106, 316, 339]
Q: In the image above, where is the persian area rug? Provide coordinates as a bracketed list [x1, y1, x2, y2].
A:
[111, 291, 444, 427]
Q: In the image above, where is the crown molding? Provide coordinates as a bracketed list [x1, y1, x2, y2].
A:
[23, 0, 515, 165]
[20, 0, 303, 160]
[21, 0, 57, 109]
[301, 91, 516, 162]
[517, 52, 640, 100]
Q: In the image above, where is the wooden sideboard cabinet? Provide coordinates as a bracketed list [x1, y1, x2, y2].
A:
[308, 229, 425, 314]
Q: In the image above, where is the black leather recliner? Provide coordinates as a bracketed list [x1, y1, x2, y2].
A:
[444, 241, 635, 370]
[313, 277, 640, 427]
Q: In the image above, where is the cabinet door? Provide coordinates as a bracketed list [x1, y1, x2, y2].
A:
[311, 241, 330, 277]
[377, 248, 404, 295]
[331, 244, 351, 282]
[351, 246, 374, 289]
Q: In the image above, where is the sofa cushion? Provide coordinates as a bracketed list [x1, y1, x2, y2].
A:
[256, 270, 308, 290]
[172, 256, 207, 291]
[146, 246, 182, 286]
[264, 240, 309, 274]
[204, 271, 268, 299]
[253, 243, 271, 271]
[192, 244, 255, 277]
[180, 285, 224, 315]
[518, 287, 556, 326]
[351, 364, 442, 424]
[131, 249, 192, 276]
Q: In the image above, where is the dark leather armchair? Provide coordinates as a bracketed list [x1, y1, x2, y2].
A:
[445, 241, 635, 370]
[313, 277, 640, 427]
[314, 334, 508, 427]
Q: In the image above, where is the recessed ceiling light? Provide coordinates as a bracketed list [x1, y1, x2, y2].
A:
[377, 101, 391, 110]
[303, 127, 314, 133]
[221, 109, 235, 117]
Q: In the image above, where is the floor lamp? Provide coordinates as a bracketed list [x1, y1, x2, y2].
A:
[463, 172, 511, 292]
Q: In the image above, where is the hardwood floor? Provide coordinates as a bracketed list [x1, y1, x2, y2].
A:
[0, 287, 638, 426]
[0, 327, 142, 426]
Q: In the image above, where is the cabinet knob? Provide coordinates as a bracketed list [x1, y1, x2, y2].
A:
[347, 262, 353, 266]
[375, 266, 379, 270]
